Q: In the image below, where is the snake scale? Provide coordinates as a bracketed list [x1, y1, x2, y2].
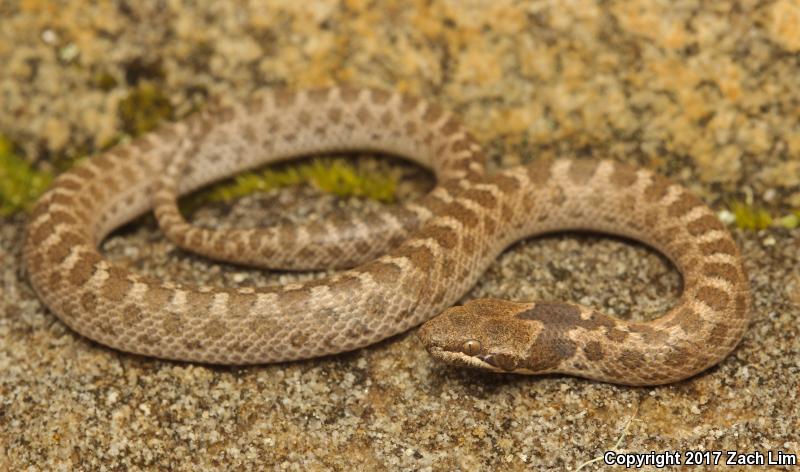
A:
[23, 86, 750, 385]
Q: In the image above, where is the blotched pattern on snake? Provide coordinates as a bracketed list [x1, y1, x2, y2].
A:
[23, 86, 750, 385]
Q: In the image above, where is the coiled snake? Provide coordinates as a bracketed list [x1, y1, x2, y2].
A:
[23, 86, 750, 385]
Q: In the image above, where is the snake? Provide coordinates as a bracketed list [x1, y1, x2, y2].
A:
[23, 86, 751, 385]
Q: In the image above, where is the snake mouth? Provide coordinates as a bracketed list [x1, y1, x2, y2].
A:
[426, 346, 501, 372]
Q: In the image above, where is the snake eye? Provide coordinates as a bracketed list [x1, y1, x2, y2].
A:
[461, 339, 482, 356]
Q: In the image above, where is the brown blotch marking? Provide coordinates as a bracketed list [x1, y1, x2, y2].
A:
[102, 267, 133, 302]
[279, 288, 311, 308]
[47, 231, 84, 263]
[212, 237, 226, 254]
[687, 214, 723, 236]
[296, 110, 312, 127]
[50, 192, 76, 208]
[440, 116, 461, 136]
[463, 188, 497, 209]
[369, 88, 391, 104]
[518, 303, 616, 332]
[144, 285, 174, 313]
[184, 339, 204, 351]
[161, 312, 184, 334]
[93, 155, 116, 170]
[618, 349, 645, 370]
[48, 271, 62, 291]
[630, 322, 668, 343]
[68, 252, 101, 286]
[87, 184, 103, 201]
[102, 176, 121, 194]
[708, 322, 729, 346]
[735, 292, 749, 319]
[80, 292, 98, 312]
[482, 215, 496, 236]
[32, 219, 56, 244]
[610, 163, 638, 187]
[26, 252, 45, 275]
[326, 245, 345, 260]
[489, 173, 519, 195]
[203, 319, 227, 339]
[700, 238, 737, 256]
[643, 175, 671, 202]
[418, 224, 458, 249]
[525, 159, 554, 186]
[28, 199, 51, 224]
[325, 107, 342, 124]
[422, 105, 443, 123]
[308, 88, 331, 103]
[404, 121, 417, 136]
[290, 330, 309, 347]
[696, 285, 730, 311]
[668, 192, 702, 218]
[57, 179, 82, 192]
[703, 262, 740, 284]
[461, 234, 476, 253]
[380, 111, 393, 127]
[400, 95, 420, 112]
[339, 86, 361, 102]
[526, 333, 577, 372]
[329, 275, 362, 293]
[228, 293, 257, 319]
[606, 328, 628, 342]
[518, 302, 580, 323]
[296, 246, 318, 261]
[273, 89, 297, 107]
[354, 240, 371, 255]
[618, 196, 636, 215]
[282, 132, 297, 142]
[665, 346, 691, 368]
[568, 159, 599, 184]
[676, 308, 702, 333]
[232, 235, 247, 255]
[72, 166, 96, 181]
[122, 304, 146, 325]
[363, 211, 385, 230]
[190, 230, 205, 250]
[444, 201, 479, 228]
[393, 244, 435, 272]
[583, 341, 605, 361]
[355, 105, 372, 125]
[449, 138, 471, 153]
[277, 225, 296, 249]
[485, 353, 519, 372]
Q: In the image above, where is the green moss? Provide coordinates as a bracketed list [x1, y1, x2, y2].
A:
[0, 135, 53, 216]
[777, 211, 800, 229]
[730, 200, 772, 231]
[185, 158, 397, 212]
[119, 82, 173, 135]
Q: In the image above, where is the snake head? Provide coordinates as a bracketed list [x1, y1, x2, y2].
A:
[418, 298, 539, 373]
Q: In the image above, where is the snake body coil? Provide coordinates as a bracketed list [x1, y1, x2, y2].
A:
[24, 86, 750, 385]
